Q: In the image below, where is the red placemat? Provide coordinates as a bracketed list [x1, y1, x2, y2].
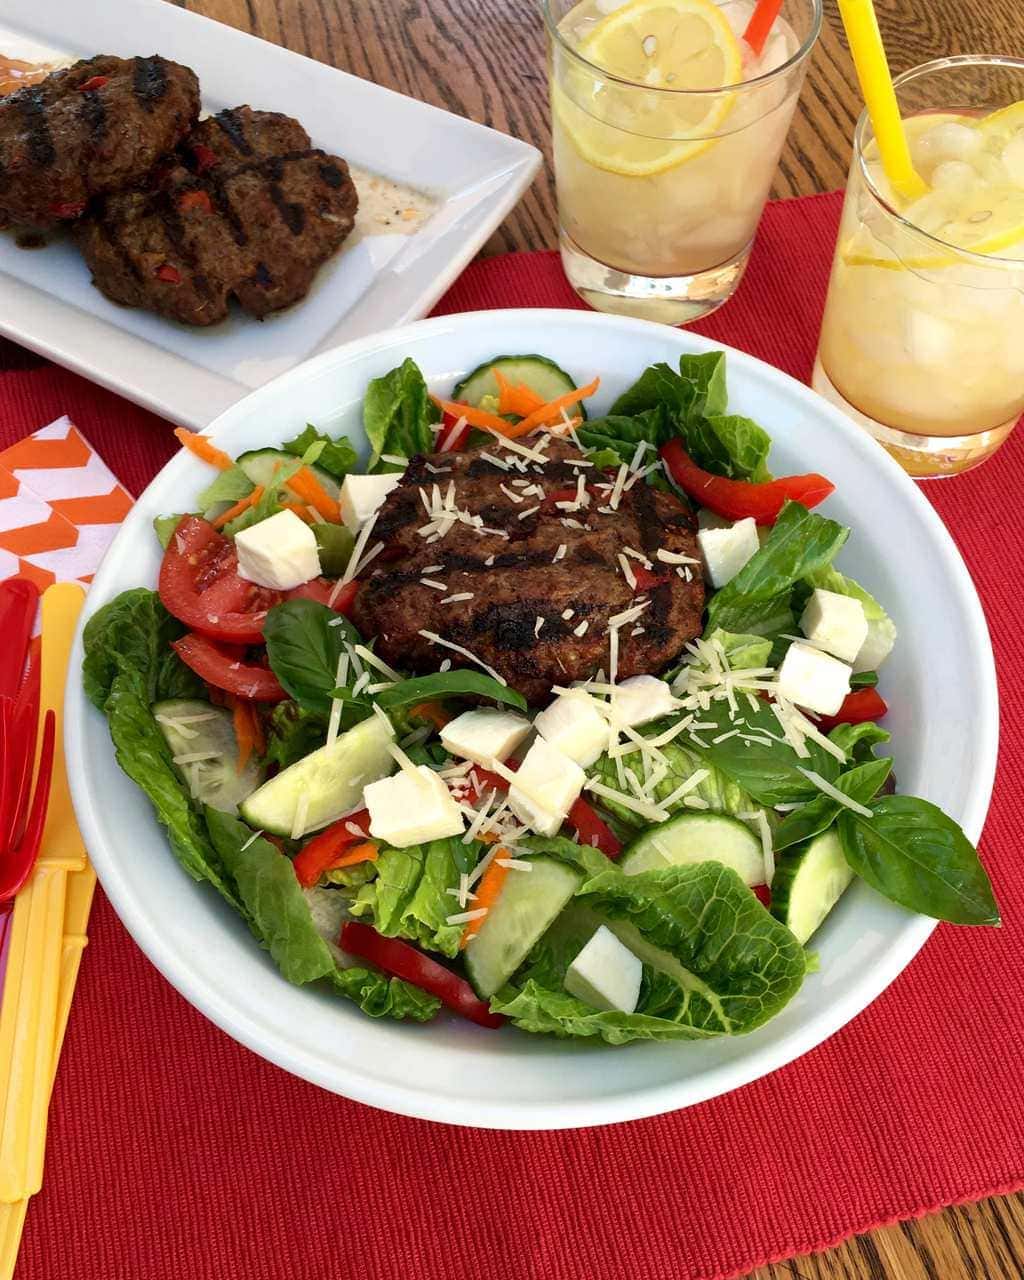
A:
[4, 192, 1023, 1280]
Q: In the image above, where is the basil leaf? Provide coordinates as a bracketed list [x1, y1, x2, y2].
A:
[837, 796, 1000, 925]
[282, 424, 359, 479]
[774, 757, 893, 852]
[264, 598, 362, 716]
[372, 670, 527, 713]
[363, 358, 440, 472]
[707, 501, 850, 637]
[829, 721, 890, 761]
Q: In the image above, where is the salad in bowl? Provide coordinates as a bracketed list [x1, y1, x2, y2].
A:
[82, 346, 1000, 1045]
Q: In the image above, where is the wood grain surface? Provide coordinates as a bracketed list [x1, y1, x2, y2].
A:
[2, 0, 1022, 1273]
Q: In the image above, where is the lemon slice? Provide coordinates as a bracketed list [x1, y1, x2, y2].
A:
[554, 0, 742, 178]
[975, 100, 1024, 150]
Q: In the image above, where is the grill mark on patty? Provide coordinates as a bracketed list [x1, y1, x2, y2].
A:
[157, 190, 213, 301]
[78, 88, 107, 145]
[204, 170, 249, 247]
[251, 261, 273, 287]
[467, 601, 566, 653]
[96, 211, 144, 283]
[631, 479, 663, 557]
[132, 56, 169, 109]
[269, 179, 306, 234]
[16, 88, 55, 168]
[212, 107, 252, 154]
[319, 162, 345, 189]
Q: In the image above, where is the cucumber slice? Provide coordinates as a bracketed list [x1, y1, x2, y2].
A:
[313, 523, 355, 576]
[464, 855, 583, 999]
[154, 698, 264, 812]
[236, 448, 340, 499]
[240, 714, 394, 838]
[453, 355, 588, 421]
[770, 829, 853, 944]
[620, 812, 765, 886]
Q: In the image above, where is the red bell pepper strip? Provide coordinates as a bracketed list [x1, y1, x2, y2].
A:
[76, 74, 109, 91]
[155, 263, 182, 284]
[48, 200, 87, 220]
[464, 765, 513, 806]
[567, 796, 622, 858]
[752, 883, 772, 908]
[340, 922, 505, 1028]
[660, 439, 835, 526]
[292, 810, 372, 887]
[438, 406, 472, 452]
[631, 563, 671, 594]
[191, 143, 220, 173]
[815, 687, 888, 733]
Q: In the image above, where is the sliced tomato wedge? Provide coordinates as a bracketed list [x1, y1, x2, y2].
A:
[288, 577, 359, 615]
[172, 633, 286, 702]
[159, 516, 281, 644]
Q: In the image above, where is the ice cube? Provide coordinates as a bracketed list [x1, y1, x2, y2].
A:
[758, 31, 793, 74]
[912, 121, 982, 173]
[1001, 133, 1024, 188]
[902, 309, 956, 365]
[930, 160, 980, 192]
[719, 0, 756, 39]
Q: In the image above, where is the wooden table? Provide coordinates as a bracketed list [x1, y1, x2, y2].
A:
[177, 5, 1022, 1276]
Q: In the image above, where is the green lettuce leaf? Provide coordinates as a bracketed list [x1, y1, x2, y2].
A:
[264, 701, 330, 770]
[363, 358, 440, 472]
[493, 863, 806, 1043]
[83, 588, 203, 710]
[349, 838, 475, 957]
[195, 465, 253, 512]
[574, 408, 671, 465]
[282, 424, 359, 478]
[153, 514, 186, 550]
[206, 810, 440, 1017]
[83, 590, 245, 915]
[706, 501, 850, 637]
[590, 732, 761, 831]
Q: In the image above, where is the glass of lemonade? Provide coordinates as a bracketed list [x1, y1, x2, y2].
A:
[814, 56, 1024, 477]
[543, 0, 822, 323]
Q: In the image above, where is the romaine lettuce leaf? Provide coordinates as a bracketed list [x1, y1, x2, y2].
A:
[349, 838, 472, 957]
[153, 514, 186, 549]
[206, 809, 440, 1019]
[83, 588, 203, 709]
[492, 864, 806, 1043]
[282, 424, 359, 478]
[363, 358, 440, 472]
[195, 464, 253, 512]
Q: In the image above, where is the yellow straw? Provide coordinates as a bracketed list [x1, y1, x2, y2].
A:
[836, 0, 927, 201]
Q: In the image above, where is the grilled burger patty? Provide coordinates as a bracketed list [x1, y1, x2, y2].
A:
[0, 55, 199, 229]
[352, 439, 705, 704]
[75, 105, 358, 325]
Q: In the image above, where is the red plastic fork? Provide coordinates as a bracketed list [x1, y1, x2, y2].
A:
[0, 576, 56, 902]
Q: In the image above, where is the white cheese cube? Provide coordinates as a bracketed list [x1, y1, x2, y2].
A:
[364, 766, 464, 847]
[507, 737, 585, 837]
[608, 675, 678, 730]
[440, 708, 531, 768]
[799, 588, 869, 664]
[339, 473, 401, 531]
[696, 517, 760, 588]
[235, 509, 320, 591]
[777, 642, 852, 716]
[534, 691, 610, 768]
[564, 926, 642, 1014]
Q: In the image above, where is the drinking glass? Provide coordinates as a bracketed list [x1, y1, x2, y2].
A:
[813, 56, 1024, 477]
[542, 0, 822, 324]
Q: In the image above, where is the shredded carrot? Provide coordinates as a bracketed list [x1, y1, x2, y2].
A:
[231, 698, 263, 773]
[173, 426, 234, 471]
[503, 377, 600, 438]
[460, 850, 511, 948]
[328, 840, 379, 870]
[432, 396, 512, 435]
[494, 368, 545, 418]
[286, 467, 341, 522]
[280, 502, 316, 524]
[476, 830, 501, 845]
[408, 700, 451, 730]
[212, 484, 264, 530]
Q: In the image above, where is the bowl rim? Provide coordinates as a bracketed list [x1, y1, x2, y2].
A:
[65, 308, 999, 1129]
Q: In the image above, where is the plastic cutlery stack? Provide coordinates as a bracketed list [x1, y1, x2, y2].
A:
[0, 416, 133, 1279]
[0, 581, 92, 1278]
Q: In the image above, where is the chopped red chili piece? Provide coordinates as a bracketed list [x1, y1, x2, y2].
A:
[191, 143, 220, 173]
[48, 201, 87, 220]
[76, 75, 109, 91]
[155, 263, 182, 284]
[178, 189, 213, 214]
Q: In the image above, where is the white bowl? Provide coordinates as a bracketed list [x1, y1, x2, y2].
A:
[65, 310, 998, 1130]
